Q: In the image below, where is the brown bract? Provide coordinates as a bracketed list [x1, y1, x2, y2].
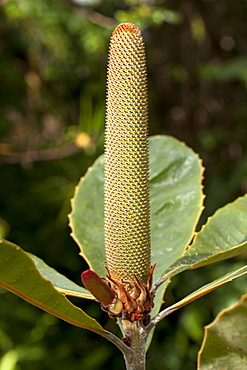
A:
[102, 264, 156, 324]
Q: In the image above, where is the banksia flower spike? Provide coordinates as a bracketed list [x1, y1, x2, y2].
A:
[105, 22, 151, 287]
[104, 23, 155, 322]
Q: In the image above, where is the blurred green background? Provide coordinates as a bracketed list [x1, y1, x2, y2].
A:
[0, 0, 247, 369]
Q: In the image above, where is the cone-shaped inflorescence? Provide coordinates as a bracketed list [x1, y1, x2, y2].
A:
[105, 23, 150, 287]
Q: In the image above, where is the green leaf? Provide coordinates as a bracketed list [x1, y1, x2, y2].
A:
[148, 265, 247, 334]
[157, 195, 247, 286]
[149, 136, 203, 286]
[164, 265, 247, 316]
[69, 135, 204, 292]
[149, 135, 203, 319]
[0, 238, 106, 335]
[69, 154, 105, 276]
[198, 293, 247, 369]
[28, 253, 94, 300]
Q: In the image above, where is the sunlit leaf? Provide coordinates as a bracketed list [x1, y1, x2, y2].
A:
[198, 293, 247, 369]
[156, 195, 247, 287]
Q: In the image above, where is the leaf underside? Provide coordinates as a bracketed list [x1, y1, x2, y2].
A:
[28, 253, 94, 300]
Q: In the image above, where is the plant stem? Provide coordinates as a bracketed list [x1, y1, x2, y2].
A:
[122, 320, 147, 370]
[101, 330, 133, 359]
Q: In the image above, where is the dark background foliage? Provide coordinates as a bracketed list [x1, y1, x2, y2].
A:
[0, 0, 246, 369]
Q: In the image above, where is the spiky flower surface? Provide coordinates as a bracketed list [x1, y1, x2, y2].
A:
[105, 23, 150, 286]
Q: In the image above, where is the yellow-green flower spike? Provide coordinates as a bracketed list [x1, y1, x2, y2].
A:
[105, 23, 150, 287]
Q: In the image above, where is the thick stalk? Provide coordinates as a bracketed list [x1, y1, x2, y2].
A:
[122, 320, 147, 370]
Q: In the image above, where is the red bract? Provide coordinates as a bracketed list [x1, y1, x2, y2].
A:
[81, 270, 116, 307]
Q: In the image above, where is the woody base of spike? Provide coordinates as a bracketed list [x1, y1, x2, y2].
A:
[102, 264, 156, 326]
